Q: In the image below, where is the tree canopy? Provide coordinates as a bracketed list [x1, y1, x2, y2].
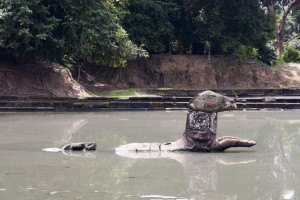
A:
[122, 0, 276, 63]
[0, 0, 146, 67]
[0, 0, 299, 66]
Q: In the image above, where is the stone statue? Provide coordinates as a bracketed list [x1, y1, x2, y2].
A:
[116, 90, 256, 152]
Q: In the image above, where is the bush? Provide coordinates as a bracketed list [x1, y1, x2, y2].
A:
[282, 46, 300, 63]
[233, 45, 259, 62]
[275, 46, 300, 65]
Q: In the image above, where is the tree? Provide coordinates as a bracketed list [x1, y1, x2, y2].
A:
[0, 0, 62, 61]
[123, 0, 275, 62]
[0, 0, 146, 67]
[261, 0, 300, 55]
[188, 0, 274, 57]
[284, 4, 300, 49]
[123, 0, 180, 54]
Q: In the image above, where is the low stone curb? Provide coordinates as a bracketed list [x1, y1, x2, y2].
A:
[143, 88, 300, 97]
[0, 95, 300, 111]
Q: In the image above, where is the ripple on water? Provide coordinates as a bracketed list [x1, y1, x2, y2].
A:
[140, 195, 188, 199]
[26, 188, 36, 190]
[49, 190, 71, 195]
[42, 148, 61, 152]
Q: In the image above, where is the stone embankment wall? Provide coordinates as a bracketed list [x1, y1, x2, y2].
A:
[1, 89, 300, 111]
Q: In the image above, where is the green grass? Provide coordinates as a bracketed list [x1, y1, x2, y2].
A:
[94, 89, 157, 98]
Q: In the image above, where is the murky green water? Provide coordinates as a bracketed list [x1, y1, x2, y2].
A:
[0, 110, 300, 200]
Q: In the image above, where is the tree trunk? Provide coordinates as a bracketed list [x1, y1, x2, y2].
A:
[277, 28, 284, 55]
[169, 42, 172, 55]
[265, 0, 300, 56]
[278, 0, 300, 55]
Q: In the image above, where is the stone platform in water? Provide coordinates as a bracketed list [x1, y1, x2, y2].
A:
[115, 139, 187, 152]
[115, 137, 256, 152]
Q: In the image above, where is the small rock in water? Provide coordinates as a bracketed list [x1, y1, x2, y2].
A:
[62, 142, 97, 151]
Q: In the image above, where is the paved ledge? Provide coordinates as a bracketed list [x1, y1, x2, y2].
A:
[143, 88, 300, 97]
[0, 96, 300, 112]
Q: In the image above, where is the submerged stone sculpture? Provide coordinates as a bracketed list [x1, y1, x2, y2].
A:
[62, 142, 97, 151]
[116, 90, 256, 152]
[42, 142, 97, 152]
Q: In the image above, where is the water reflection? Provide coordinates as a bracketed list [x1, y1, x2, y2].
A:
[62, 151, 96, 158]
[57, 119, 88, 146]
[111, 111, 300, 200]
[42, 119, 89, 152]
[1, 111, 300, 199]
[116, 151, 256, 199]
[224, 112, 300, 200]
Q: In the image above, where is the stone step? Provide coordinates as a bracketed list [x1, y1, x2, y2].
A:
[0, 99, 300, 111]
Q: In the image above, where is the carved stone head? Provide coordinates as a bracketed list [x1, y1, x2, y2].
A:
[188, 90, 236, 112]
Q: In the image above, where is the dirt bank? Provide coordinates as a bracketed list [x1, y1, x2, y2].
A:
[0, 61, 92, 97]
[81, 55, 300, 90]
[1, 55, 300, 97]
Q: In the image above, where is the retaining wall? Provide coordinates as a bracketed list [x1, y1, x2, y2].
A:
[1, 89, 300, 111]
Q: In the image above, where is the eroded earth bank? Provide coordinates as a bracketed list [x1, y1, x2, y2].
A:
[1, 55, 300, 97]
[82, 55, 300, 91]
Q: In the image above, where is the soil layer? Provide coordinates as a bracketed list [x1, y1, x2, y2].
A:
[0, 61, 92, 97]
[1, 55, 300, 98]
[81, 55, 300, 91]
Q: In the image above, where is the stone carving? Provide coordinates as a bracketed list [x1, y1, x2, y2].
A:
[42, 142, 97, 152]
[116, 90, 256, 152]
[188, 90, 237, 112]
[62, 142, 97, 151]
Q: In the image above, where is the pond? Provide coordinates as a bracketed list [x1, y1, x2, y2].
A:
[0, 110, 300, 200]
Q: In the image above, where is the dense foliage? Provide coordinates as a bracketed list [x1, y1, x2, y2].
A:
[122, 0, 179, 54]
[0, 0, 299, 66]
[124, 0, 276, 63]
[0, 0, 146, 67]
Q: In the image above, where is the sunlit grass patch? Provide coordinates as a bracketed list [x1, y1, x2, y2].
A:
[94, 89, 158, 98]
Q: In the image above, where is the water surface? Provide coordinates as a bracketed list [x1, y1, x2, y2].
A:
[0, 110, 300, 199]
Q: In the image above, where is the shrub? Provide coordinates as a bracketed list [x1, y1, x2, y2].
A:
[274, 46, 300, 65]
[282, 46, 300, 63]
[233, 45, 259, 62]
